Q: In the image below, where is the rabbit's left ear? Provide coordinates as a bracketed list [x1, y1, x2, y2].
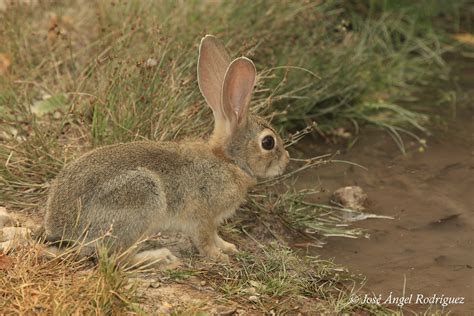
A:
[222, 57, 256, 129]
[198, 35, 231, 123]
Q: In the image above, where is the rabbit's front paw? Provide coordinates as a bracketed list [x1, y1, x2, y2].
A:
[216, 237, 238, 255]
[211, 251, 230, 264]
[204, 246, 230, 263]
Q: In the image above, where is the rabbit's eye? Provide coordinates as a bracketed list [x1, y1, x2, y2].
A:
[261, 135, 275, 150]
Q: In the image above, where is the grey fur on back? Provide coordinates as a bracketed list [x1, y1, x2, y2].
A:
[45, 141, 252, 251]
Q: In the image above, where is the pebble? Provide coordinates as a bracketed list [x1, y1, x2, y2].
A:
[332, 186, 367, 211]
[0, 207, 12, 228]
[145, 58, 158, 68]
[0, 227, 31, 251]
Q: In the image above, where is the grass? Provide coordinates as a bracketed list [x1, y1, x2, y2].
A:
[0, 238, 392, 314]
[0, 0, 468, 314]
[146, 242, 398, 314]
[0, 244, 140, 314]
[205, 245, 362, 313]
[0, 0, 465, 210]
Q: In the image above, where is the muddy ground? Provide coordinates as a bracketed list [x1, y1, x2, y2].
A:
[294, 54, 473, 314]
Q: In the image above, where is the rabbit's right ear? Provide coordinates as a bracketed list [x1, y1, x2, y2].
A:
[222, 57, 256, 129]
[198, 35, 231, 125]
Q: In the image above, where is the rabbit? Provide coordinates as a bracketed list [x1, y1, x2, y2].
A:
[43, 35, 290, 267]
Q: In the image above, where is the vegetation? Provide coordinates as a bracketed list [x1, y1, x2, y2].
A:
[0, 245, 139, 314]
[0, 0, 467, 314]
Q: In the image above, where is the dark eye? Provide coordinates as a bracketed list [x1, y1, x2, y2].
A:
[261, 135, 275, 150]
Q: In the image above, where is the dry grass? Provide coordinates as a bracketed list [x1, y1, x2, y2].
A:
[0, 238, 386, 315]
[0, 243, 140, 314]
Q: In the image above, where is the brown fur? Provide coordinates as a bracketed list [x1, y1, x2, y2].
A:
[43, 35, 289, 265]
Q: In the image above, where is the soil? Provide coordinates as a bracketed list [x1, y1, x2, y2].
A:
[293, 54, 473, 314]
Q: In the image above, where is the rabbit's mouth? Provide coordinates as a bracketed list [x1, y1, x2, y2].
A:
[266, 164, 286, 178]
[264, 151, 290, 178]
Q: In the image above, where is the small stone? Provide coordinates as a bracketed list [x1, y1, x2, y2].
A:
[248, 295, 259, 303]
[0, 207, 12, 228]
[0, 227, 31, 250]
[332, 186, 367, 211]
[200, 280, 206, 286]
[3, 227, 28, 240]
[149, 281, 161, 288]
[333, 127, 352, 139]
[145, 58, 158, 67]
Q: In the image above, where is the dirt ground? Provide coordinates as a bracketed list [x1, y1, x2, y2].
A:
[294, 54, 473, 314]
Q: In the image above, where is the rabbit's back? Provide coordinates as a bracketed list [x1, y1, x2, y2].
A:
[44, 141, 252, 248]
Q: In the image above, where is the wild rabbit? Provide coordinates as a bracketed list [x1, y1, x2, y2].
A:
[43, 35, 289, 267]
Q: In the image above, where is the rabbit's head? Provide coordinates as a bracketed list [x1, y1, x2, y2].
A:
[198, 35, 289, 179]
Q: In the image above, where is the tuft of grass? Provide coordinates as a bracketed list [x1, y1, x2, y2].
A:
[188, 243, 394, 314]
[161, 268, 197, 281]
[0, 244, 140, 314]
[257, 189, 366, 239]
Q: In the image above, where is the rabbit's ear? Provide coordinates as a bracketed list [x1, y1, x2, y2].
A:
[198, 35, 231, 123]
[222, 57, 256, 128]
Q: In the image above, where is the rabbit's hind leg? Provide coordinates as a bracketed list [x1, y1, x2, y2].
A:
[127, 248, 181, 269]
[41, 239, 97, 263]
[85, 168, 167, 250]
